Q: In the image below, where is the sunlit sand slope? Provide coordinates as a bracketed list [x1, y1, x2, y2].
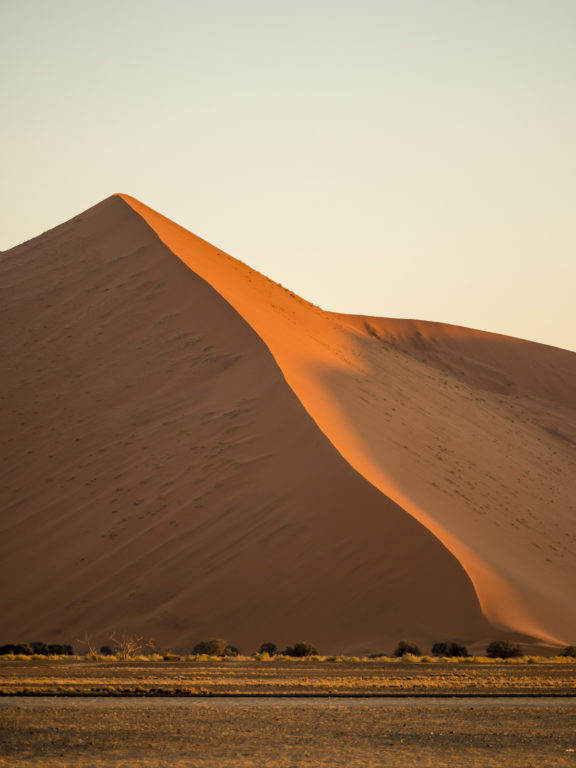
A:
[0, 196, 493, 653]
[121, 194, 576, 646]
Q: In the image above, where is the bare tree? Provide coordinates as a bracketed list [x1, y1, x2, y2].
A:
[109, 631, 154, 660]
[76, 632, 98, 656]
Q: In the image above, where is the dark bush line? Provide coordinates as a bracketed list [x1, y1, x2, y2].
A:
[0, 642, 73, 656]
[2, 638, 574, 659]
[188, 640, 319, 658]
[393, 639, 575, 659]
[184, 638, 574, 659]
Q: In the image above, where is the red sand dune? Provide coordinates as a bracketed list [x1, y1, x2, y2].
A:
[1, 194, 574, 653]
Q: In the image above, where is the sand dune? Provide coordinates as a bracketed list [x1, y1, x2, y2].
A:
[0, 194, 574, 652]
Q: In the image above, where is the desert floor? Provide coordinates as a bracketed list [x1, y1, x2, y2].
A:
[1, 696, 576, 767]
[1, 658, 575, 696]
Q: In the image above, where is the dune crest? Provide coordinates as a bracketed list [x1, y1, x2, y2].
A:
[120, 194, 576, 646]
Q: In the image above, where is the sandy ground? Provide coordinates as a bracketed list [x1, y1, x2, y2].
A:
[1, 696, 576, 767]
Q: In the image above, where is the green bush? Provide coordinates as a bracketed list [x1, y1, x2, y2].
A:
[486, 640, 523, 659]
[559, 645, 576, 658]
[431, 641, 469, 657]
[394, 640, 421, 657]
[192, 639, 239, 657]
[283, 642, 318, 657]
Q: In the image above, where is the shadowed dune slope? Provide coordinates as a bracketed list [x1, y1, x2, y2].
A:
[121, 194, 576, 647]
[0, 196, 494, 653]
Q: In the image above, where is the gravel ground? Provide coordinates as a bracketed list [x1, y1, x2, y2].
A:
[1, 696, 576, 767]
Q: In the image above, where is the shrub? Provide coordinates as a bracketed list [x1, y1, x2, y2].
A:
[259, 642, 277, 656]
[431, 642, 449, 656]
[48, 644, 73, 656]
[431, 641, 469, 657]
[192, 639, 240, 657]
[486, 640, 523, 659]
[393, 640, 421, 657]
[0, 645, 19, 656]
[0, 644, 32, 656]
[99, 646, 114, 656]
[560, 646, 576, 658]
[0, 642, 73, 657]
[283, 642, 318, 657]
[30, 642, 49, 656]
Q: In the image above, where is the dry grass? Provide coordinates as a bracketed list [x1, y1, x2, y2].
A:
[2, 653, 575, 663]
[0, 658, 574, 696]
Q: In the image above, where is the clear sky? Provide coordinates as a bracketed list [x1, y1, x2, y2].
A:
[1, 0, 575, 351]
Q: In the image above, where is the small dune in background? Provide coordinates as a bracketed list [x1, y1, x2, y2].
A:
[1, 194, 574, 654]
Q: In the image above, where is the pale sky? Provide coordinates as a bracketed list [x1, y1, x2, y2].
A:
[1, 0, 575, 351]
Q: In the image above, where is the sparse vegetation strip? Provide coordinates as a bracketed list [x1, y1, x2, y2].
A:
[1, 657, 574, 697]
[2, 635, 576, 662]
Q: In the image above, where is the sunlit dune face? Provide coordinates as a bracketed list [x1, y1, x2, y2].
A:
[121, 193, 576, 646]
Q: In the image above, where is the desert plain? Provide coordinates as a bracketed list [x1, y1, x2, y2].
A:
[1, 656, 576, 768]
[1, 657, 576, 768]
